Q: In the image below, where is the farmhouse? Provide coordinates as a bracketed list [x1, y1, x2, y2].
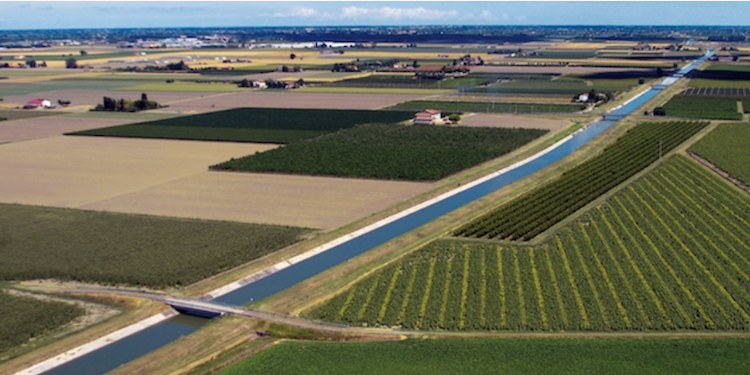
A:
[24, 99, 53, 109]
[414, 109, 442, 125]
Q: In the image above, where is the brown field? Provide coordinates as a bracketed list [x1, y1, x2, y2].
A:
[458, 113, 570, 131]
[470, 66, 655, 75]
[0, 136, 275, 207]
[0, 136, 433, 230]
[80, 172, 434, 230]
[0, 89, 217, 108]
[0, 116, 141, 143]
[159, 91, 426, 113]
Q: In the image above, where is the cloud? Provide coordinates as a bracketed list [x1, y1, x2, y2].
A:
[274, 6, 322, 18]
[479, 10, 496, 20]
[340, 6, 458, 20]
[272, 6, 459, 21]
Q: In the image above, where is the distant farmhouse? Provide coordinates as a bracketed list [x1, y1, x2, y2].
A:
[414, 109, 442, 125]
[24, 99, 53, 109]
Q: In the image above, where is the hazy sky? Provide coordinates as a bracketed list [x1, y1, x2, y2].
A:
[1, 1, 748, 30]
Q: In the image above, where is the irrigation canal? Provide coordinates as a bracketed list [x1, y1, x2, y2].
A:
[24, 49, 713, 375]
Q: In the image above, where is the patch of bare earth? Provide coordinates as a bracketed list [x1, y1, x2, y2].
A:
[0, 136, 275, 207]
[458, 113, 570, 131]
[157, 91, 426, 113]
[0, 116, 141, 144]
[80, 172, 434, 230]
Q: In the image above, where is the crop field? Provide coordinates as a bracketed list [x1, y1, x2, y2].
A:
[703, 63, 750, 72]
[0, 136, 272, 207]
[386, 100, 585, 114]
[0, 291, 85, 357]
[0, 109, 63, 121]
[210, 123, 547, 181]
[1, 89, 212, 109]
[158, 91, 426, 113]
[470, 78, 588, 95]
[688, 79, 750, 88]
[458, 114, 570, 131]
[454, 121, 708, 241]
[68, 108, 413, 144]
[114, 82, 245, 92]
[296, 86, 453, 95]
[662, 96, 742, 120]
[322, 74, 442, 88]
[218, 338, 750, 375]
[690, 122, 750, 185]
[310, 156, 750, 331]
[681, 87, 750, 96]
[0, 79, 156, 96]
[471, 75, 642, 96]
[0, 203, 307, 288]
[520, 50, 597, 59]
[0, 115, 141, 144]
[79, 171, 433, 230]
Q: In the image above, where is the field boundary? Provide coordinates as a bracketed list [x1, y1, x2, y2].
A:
[688, 151, 750, 195]
[203, 118, 595, 301]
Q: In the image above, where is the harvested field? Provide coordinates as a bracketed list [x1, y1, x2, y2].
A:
[80, 172, 434, 230]
[0, 116, 141, 144]
[159, 91, 426, 113]
[459, 113, 570, 131]
[0, 136, 275, 207]
[0, 89, 216, 108]
[470, 66, 655, 75]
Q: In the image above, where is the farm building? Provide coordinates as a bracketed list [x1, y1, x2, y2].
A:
[253, 80, 268, 89]
[23, 99, 53, 109]
[414, 109, 442, 125]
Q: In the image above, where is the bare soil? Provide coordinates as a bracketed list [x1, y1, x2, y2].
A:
[458, 113, 570, 131]
[80, 171, 434, 230]
[0, 116, 140, 144]
[0, 136, 275, 207]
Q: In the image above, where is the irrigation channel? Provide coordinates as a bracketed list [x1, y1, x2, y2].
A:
[23, 49, 713, 375]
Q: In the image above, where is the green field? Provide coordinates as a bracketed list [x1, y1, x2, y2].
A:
[0, 109, 67, 121]
[114, 81, 245, 92]
[702, 63, 750, 72]
[0, 79, 157, 96]
[311, 156, 750, 331]
[0, 203, 307, 288]
[386, 100, 585, 114]
[68, 108, 413, 144]
[210, 123, 547, 181]
[688, 78, 750, 88]
[218, 338, 750, 375]
[471, 78, 588, 95]
[455, 121, 708, 241]
[296, 87, 453, 95]
[662, 96, 742, 120]
[690, 122, 750, 185]
[0, 291, 84, 356]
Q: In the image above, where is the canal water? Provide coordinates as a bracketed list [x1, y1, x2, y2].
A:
[34, 49, 713, 375]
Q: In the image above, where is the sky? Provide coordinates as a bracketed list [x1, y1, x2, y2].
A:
[0, 1, 748, 30]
